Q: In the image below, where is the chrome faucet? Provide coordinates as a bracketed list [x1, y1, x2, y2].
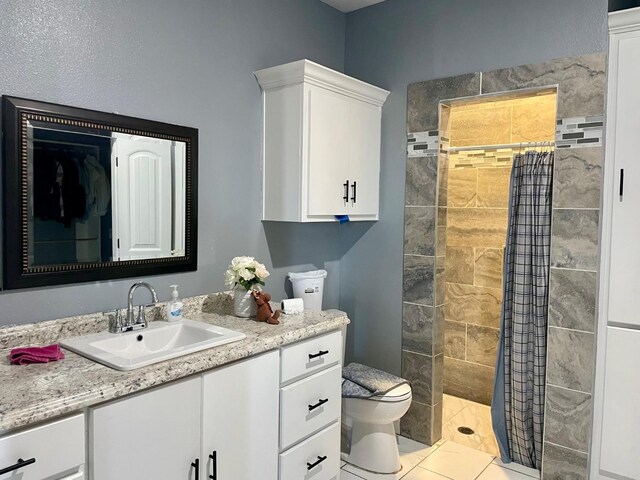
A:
[108, 281, 159, 334]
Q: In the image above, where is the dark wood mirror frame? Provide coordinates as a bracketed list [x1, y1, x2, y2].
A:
[2, 96, 198, 290]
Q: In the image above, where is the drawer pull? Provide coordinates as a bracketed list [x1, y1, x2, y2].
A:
[308, 350, 329, 360]
[0, 457, 36, 475]
[191, 458, 200, 480]
[208, 451, 217, 480]
[308, 398, 329, 411]
[307, 455, 328, 470]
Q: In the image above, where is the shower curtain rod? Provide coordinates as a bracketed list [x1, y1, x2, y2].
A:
[447, 141, 555, 152]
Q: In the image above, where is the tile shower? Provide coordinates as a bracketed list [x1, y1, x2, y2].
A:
[401, 53, 605, 480]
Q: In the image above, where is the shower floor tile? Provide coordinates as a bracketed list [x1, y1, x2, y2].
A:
[442, 394, 499, 455]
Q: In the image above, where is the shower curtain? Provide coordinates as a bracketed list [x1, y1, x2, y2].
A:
[491, 150, 554, 470]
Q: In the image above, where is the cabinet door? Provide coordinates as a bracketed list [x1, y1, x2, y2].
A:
[608, 30, 640, 328]
[90, 377, 201, 480]
[0, 414, 85, 480]
[348, 99, 381, 217]
[202, 351, 279, 480]
[599, 327, 640, 478]
[306, 86, 350, 217]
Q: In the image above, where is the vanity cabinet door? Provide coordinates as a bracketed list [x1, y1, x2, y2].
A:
[202, 351, 279, 480]
[89, 377, 201, 480]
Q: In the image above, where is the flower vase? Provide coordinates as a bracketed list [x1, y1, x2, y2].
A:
[234, 286, 257, 318]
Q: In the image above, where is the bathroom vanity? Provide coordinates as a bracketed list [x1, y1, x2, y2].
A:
[0, 293, 348, 480]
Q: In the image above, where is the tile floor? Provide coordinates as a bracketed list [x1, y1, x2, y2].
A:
[340, 437, 541, 480]
[441, 394, 499, 456]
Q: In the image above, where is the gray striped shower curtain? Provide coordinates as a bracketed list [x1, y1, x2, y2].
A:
[491, 150, 554, 471]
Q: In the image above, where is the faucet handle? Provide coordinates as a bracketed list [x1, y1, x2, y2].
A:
[107, 310, 122, 333]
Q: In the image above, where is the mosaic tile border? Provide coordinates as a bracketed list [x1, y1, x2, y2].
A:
[556, 115, 604, 148]
[408, 130, 439, 157]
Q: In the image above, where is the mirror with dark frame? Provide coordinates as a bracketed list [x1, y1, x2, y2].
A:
[2, 96, 198, 290]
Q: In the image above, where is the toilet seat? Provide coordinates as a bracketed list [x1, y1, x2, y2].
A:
[363, 383, 412, 403]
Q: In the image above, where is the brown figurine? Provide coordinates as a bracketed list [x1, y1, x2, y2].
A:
[251, 290, 281, 325]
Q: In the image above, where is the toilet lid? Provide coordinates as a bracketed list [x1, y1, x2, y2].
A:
[369, 382, 412, 403]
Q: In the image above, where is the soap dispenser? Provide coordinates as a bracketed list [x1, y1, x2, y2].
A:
[167, 284, 183, 322]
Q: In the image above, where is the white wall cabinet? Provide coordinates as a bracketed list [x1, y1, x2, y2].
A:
[90, 351, 280, 480]
[591, 7, 640, 479]
[255, 59, 389, 222]
[0, 414, 85, 480]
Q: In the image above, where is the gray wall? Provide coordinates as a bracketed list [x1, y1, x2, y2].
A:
[341, 0, 608, 375]
[0, 0, 345, 325]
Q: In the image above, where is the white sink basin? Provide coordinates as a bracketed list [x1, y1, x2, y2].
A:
[61, 319, 246, 371]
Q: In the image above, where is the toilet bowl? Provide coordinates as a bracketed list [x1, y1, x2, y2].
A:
[342, 382, 412, 474]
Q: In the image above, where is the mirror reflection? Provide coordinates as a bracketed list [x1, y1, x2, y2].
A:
[27, 121, 186, 266]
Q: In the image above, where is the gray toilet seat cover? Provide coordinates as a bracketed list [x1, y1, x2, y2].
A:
[341, 362, 410, 399]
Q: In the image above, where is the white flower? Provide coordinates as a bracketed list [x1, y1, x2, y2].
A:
[255, 262, 269, 280]
[231, 256, 255, 269]
[239, 267, 255, 282]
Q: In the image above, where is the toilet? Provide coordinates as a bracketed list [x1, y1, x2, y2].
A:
[341, 374, 413, 474]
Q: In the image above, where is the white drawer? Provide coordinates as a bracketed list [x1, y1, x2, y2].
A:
[0, 414, 85, 480]
[281, 330, 342, 384]
[279, 422, 340, 480]
[280, 364, 341, 450]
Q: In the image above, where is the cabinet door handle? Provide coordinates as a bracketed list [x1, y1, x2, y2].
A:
[0, 457, 36, 475]
[307, 455, 328, 470]
[351, 181, 357, 203]
[191, 458, 200, 480]
[620, 168, 624, 198]
[208, 451, 217, 480]
[308, 349, 329, 360]
[308, 398, 329, 411]
[343, 180, 349, 202]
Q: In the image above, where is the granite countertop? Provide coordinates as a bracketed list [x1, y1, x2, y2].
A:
[0, 293, 349, 435]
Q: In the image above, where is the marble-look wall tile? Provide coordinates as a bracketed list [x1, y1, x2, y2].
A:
[481, 53, 606, 118]
[446, 246, 474, 285]
[447, 208, 509, 248]
[408, 73, 481, 133]
[542, 442, 588, 480]
[550, 209, 599, 271]
[477, 168, 511, 208]
[436, 226, 447, 257]
[431, 401, 443, 443]
[544, 385, 592, 452]
[433, 354, 444, 407]
[474, 247, 504, 289]
[405, 207, 436, 256]
[401, 400, 434, 445]
[444, 320, 466, 359]
[438, 153, 449, 207]
[444, 357, 494, 405]
[512, 95, 557, 143]
[445, 283, 502, 328]
[403, 255, 435, 305]
[450, 105, 511, 147]
[553, 147, 603, 209]
[434, 305, 444, 356]
[547, 327, 594, 393]
[402, 350, 434, 405]
[447, 168, 477, 207]
[403, 303, 435, 355]
[438, 207, 447, 226]
[466, 325, 500, 367]
[435, 256, 446, 306]
[406, 156, 438, 206]
[548, 268, 596, 332]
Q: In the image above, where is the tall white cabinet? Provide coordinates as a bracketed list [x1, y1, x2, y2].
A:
[591, 7, 640, 480]
[255, 59, 389, 222]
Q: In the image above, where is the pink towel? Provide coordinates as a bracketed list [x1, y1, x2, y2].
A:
[8, 344, 65, 365]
